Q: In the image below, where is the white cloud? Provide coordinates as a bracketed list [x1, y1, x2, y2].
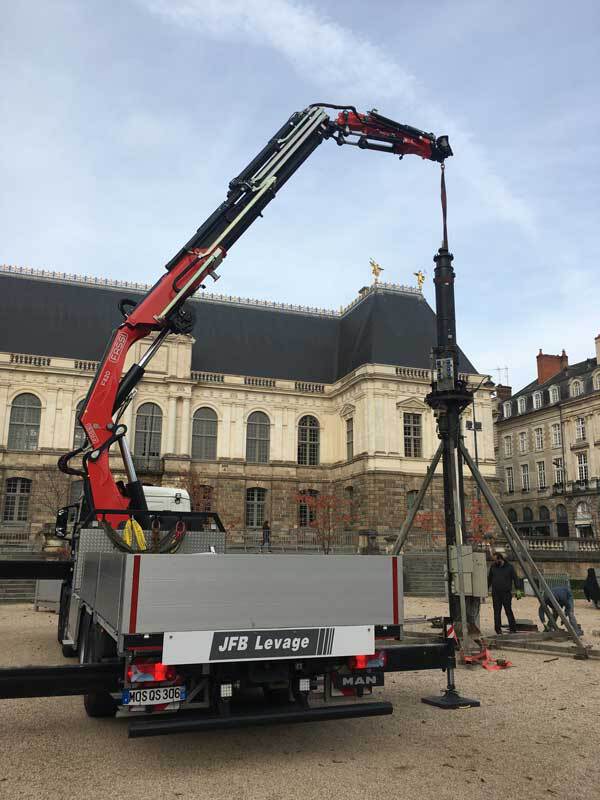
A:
[141, 0, 535, 235]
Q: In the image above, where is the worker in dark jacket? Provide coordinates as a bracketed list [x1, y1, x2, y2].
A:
[538, 583, 583, 635]
[583, 568, 600, 609]
[488, 552, 518, 634]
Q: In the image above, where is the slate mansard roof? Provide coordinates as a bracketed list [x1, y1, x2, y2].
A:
[0, 266, 477, 383]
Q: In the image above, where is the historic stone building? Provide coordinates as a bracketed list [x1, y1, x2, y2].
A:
[0, 264, 496, 543]
[495, 341, 600, 539]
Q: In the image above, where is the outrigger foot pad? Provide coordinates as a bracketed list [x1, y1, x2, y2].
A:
[421, 689, 480, 709]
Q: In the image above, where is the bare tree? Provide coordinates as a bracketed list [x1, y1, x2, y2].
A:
[294, 491, 354, 554]
[34, 469, 71, 522]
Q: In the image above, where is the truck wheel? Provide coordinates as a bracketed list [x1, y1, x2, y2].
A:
[57, 582, 70, 644]
[82, 622, 118, 718]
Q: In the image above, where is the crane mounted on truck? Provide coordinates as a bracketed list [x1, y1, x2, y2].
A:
[0, 103, 463, 736]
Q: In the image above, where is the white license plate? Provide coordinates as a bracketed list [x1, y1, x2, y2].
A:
[122, 686, 186, 706]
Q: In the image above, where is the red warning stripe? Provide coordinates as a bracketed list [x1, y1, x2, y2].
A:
[392, 556, 399, 624]
[129, 554, 141, 634]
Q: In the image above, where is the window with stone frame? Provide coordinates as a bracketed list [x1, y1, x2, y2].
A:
[503, 401, 512, 418]
[403, 413, 422, 458]
[571, 380, 583, 398]
[297, 416, 320, 466]
[533, 391, 542, 409]
[577, 452, 589, 482]
[536, 460, 547, 489]
[2, 477, 32, 523]
[551, 423, 562, 447]
[518, 431, 528, 454]
[134, 402, 163, 457]
[72, 399, 86, 449]
[505, 466, 514, 493]
[549, 385, 560, 404]
[553, 457, 564, 485]
[575, 416, 586, 441]
[346, 417, 354, 461]
[504, 435, 513, 457]
[298, 489, 319, 527]
[521, 463, 530, 491]
[534, 427, 544, 451]
[7, 393, 41, 451]
[245, 487, 266, 528]
[518, 397, 527, 414]
[246, 411, 270, 464]
[595, 373, 600, 391]
[192, 407, 218, 461]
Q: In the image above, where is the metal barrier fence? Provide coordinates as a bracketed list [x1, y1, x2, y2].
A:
[231, 530, 362, 554]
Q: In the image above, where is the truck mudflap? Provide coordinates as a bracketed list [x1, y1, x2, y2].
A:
[128, 700, 393, 738]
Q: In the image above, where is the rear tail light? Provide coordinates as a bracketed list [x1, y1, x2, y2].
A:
[348, 650, 386, 670]
[127, 661, 177, 683]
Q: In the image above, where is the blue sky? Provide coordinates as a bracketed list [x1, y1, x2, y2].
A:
[2, 1, 599, 391]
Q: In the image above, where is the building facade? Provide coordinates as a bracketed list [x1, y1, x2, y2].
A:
[495, 341, 600, 539]
[0, 265, 496, 544]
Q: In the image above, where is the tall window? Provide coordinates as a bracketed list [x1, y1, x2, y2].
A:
[549, 386, 559, 404]
[134, 403, 162, 457]
[73, 399, 86, 449]
[404, 413, 422, 458]
[518, 431, 528, 454]
[518, 397, 526, 414]
[298, 489, 319, 527]
[192, 407, 217, 461]
[571, 380, 583, 398]
[521, 463, 530, 491]
[575, 417, 586, 441]
[2, 477, 32, 523]
[503, 401, 512, 418]
[551, 423, 561, 447]
[553, 457, 564, 484]
[537, 461, 546, 489]
[534, 427, 543, 451]
[245, 487, 266, 528]
[505, 466, 514, 493]
[507, 509, 518, 524]
[595, 373, 600, 391]
[577, 452, 589, 482]
[539, 506, 550, 521]
[533, 392, 542, 409]
[504, 436, 513, 457]
[523, 507, 533, 522]
[298, 416, 320, 466]
[556, 504, 569, 537]
[7, 393, 41, 451]
[246, 411, 270, 463]
[346, 418, 354, 461]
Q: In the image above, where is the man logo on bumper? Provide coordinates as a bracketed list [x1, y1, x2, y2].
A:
[209, 628, 335, 660]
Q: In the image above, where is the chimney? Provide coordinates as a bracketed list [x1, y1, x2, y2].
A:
[495, 384, 512, 401]
[536, 349, 568, 384]
[595, 334, 600, 365]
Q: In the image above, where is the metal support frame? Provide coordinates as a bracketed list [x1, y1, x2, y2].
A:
[459, 441, 588, 655]
[392, 444, 443, 554]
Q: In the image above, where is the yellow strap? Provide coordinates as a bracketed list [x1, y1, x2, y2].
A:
[123, 519, 146, 551]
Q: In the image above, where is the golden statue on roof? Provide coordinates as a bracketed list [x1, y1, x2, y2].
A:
[414, 270, 425, 290]
[369, 258, 384, 283]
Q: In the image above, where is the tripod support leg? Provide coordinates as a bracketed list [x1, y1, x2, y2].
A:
[392, 444, 443, 555]
[458, 441, 588, 656]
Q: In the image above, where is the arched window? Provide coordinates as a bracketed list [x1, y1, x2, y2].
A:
[539, 506, 550, 521]
[298, 489, 319, 527]
[556, 503, 569, 537]
[7, 393, 41, 451]
[2, 477, 32, 523]
[73, 400, 86, 449]
[595, 373, 600, 391]
[246, 412, 270, 464]
[192, 407, 217, 461]
[507, 509, 518, 524]
[571, 380, 583, 398]
[134, 403, 162, 457]
[549, 386, 560, 404]
[298, 415, 320, 466]
[556, 504, 568, 521]
[246, 487, 266, 528]
[523, 507, 533, 522]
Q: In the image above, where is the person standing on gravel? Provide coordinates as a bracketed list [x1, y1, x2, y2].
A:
[488, 552, 518, 635]
[583, 568, 600, 609]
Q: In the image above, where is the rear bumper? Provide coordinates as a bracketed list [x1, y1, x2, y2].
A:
[128, 700, 393, 738]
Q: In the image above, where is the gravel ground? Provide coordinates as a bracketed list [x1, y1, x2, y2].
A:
[0, 597, 599, 800]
